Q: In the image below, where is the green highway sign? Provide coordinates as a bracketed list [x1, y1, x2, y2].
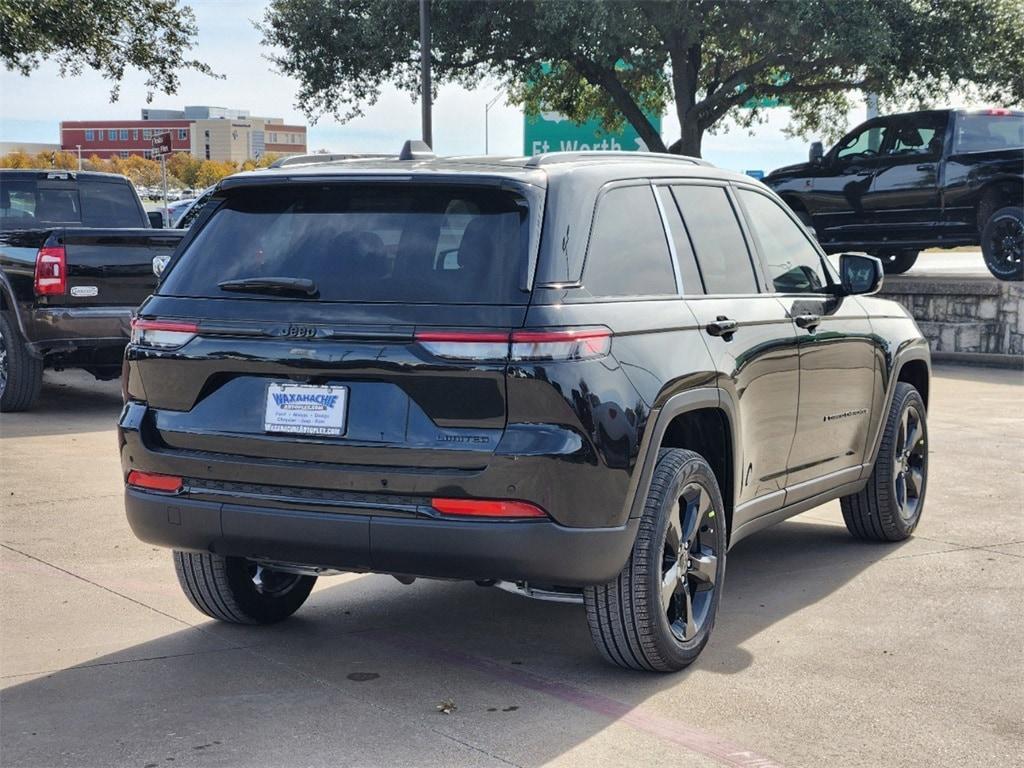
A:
[524, 110, 662, 156]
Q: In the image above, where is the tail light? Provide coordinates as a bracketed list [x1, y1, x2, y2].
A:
[431, 498, 547, 519]
[986, 108, 1012, 116]
[34, 246, 66, 295]
[415, 327, 611, 362]
[510, 328, 611, 361]
[126, 470, 183, 493]
[130, 318, 199, 349]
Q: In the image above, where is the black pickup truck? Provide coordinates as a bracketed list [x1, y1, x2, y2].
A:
[764, 109, 1023, 280]
[0, 170, 186, 411]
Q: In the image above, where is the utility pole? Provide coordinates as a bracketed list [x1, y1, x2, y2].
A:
[75, 144, 82, 170]
[484, 93, 502, 154]
[419, 0, 432, 147]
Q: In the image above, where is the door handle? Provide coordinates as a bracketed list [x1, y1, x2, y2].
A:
[794, 314, 821, 331]
[916, 163, 935, 171]
[706, 317, 739, 338]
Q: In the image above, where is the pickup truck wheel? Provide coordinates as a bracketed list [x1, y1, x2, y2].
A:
[981, 206, 1023, 281]
[584, 448, 726, 672]
[0, 312, 43, 413]
[841, 383, 928, 541]
[173, 551, 316, 624]
[877, 251, 918, 275]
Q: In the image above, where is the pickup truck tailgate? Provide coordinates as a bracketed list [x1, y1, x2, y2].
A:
[59, 228, 185, 308]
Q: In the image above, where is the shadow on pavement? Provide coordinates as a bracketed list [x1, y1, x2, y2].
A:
[0, 370, 122, 439]
[0, 519, 908, 767]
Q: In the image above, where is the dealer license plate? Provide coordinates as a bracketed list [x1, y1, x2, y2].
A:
[264, 383, 348, 436]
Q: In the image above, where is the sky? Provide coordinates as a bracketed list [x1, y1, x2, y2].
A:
[0, 0, 874, 174]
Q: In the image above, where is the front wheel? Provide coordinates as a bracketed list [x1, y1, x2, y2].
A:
[174, 551, 316, 624]
[981, 206, 1023, 281]
[841, 383, 928, 541]
[876, 250, 919, 275]
[584, 448, 727, 672]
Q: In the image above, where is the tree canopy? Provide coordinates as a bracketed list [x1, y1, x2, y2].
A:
[0, 0, 215, 101]
[261, 0, 1024, 156]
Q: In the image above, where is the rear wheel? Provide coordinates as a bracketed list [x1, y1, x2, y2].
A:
[841, 383, 928, 541]
[584, 449, 726, 672]
[981, 206, 1023, 281]
[173, 551, 316, 624]
[876, 250, 919, 275]
[0, 312, 43, 413]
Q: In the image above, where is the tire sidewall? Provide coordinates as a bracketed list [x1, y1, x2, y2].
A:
[641, 452, 727, 667]
[981, 206, 1024, 281]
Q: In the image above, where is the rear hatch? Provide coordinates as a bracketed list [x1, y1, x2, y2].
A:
[131, 178, 540, 479]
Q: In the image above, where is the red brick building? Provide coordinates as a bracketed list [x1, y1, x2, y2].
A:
[59, 106, 307, 162]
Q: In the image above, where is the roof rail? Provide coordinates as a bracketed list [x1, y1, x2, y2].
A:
[524, 151, 711, 168]
[399, 140, 436, 161]
[268, 153, 391, 168]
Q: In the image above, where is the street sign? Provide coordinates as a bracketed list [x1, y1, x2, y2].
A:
[524, 111, 662, 156]
[151, 132, 173, 158]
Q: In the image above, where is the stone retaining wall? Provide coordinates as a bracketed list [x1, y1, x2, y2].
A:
[880, 276, 1023, 366]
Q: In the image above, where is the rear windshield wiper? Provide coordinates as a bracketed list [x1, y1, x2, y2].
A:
[217, 277, 319, 297]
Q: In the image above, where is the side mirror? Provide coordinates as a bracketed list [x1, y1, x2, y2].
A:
[838, 253, 883, 296]
[147, 210, 164, 229]
[809, 141, 824, 165]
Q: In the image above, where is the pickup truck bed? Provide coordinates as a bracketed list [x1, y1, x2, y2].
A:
[1, 170, 186, 410]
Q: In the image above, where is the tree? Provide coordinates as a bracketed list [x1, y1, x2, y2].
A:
[1, 0, 216, 101]
[194, 160, 238, 188]
[0, 150, 78, 169]
[166, 153, 202, 188]
[261, 0, 1024, 156]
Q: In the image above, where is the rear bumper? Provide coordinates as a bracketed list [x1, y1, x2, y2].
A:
[125, 487, 638, 586]
[25, 306, 133, 356]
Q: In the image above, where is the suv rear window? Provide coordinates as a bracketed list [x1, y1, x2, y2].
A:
[954, 113, 1024, 152]
[160, 184, 531, 304]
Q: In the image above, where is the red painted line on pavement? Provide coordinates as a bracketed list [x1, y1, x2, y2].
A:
[369, 631, 782, 768]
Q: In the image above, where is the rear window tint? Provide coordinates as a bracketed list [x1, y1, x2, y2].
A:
[160, 184, 531, 304]
[78, 179, 144, 227]
[582, 185, 676, 298]
[0, 176, 142, 228]
[671, 185, 759, 295]
[954, 113, 1024, 152]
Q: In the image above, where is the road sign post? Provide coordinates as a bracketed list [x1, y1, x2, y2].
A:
[151, 132, 173, 226]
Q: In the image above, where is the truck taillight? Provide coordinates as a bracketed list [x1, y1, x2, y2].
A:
[414, 327, 611, 362]
[34, 246, 66, 295]
[130, 318, 199, 349]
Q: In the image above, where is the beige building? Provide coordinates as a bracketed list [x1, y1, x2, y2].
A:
[190, 115, 308, 163]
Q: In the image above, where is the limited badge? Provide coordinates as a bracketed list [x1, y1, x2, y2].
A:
[70, 286, 99, 297]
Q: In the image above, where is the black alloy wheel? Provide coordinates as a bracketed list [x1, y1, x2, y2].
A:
[981, 206, 1024, 281]
[661, 482, 720, 643]
[892, 402, 927, 524]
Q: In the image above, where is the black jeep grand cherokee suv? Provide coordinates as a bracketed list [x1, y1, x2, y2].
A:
[120, 147, 930, 672]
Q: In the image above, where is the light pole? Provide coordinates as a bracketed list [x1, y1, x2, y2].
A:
[75, 144, 82, 170]
[484, 93, 502, 154]
[419, 0, 432, 147]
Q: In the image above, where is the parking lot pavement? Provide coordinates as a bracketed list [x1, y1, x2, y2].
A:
[1, 365, 1021, 768]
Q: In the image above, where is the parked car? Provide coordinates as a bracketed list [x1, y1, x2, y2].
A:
[121, 145, 930, 671]
[764, 108, 1023, 280]
[0, 170, 186, 411]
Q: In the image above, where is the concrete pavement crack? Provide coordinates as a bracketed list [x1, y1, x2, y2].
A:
[0, 542, 197, 629]
[1, 644, 255, 681]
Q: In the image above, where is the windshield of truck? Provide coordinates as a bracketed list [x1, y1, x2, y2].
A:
[159, 183, 532, 304]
